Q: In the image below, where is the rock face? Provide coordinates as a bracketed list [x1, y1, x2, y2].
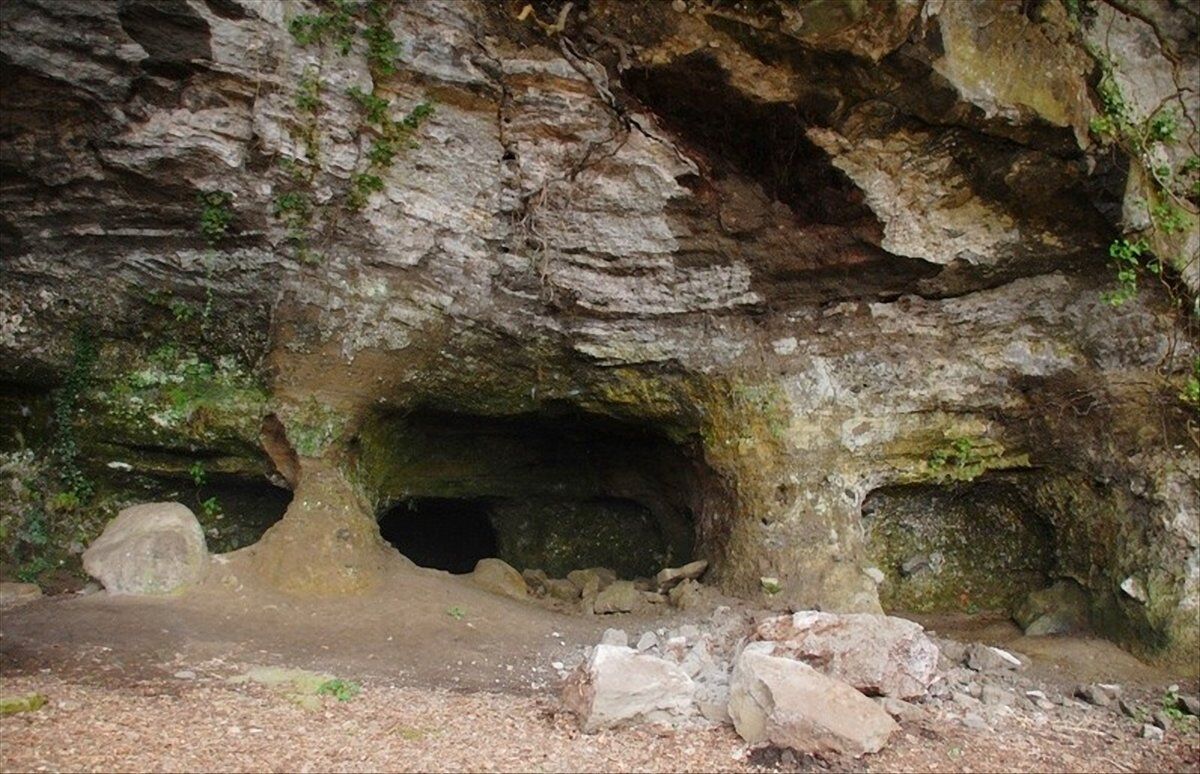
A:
[82, 502, 208, 595]
[753, 611, 940, 699]
[562, 644, 694, 732]
[0, 0, 1196, 663]
[1014, 579, 1091, 636]
[728, 642, 899, 758]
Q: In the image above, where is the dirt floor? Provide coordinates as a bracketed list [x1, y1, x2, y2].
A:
[2, 558, 1198, 773]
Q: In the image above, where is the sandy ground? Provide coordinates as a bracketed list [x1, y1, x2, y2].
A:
[2, 561, 1198, 772]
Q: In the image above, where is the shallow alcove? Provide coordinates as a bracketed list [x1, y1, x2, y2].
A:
[355, 405, 721, 579]
[862, 478, 1057, 614]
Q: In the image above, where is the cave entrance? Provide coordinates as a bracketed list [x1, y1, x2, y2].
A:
[378, 497, 499, 574]
[358, 406, 717, 580]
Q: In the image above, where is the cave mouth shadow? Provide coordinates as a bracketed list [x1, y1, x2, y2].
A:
[358, 405, 727, 580]
[378, 497, 499, 575]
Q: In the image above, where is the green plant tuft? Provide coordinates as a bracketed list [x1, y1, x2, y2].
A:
[316, 678, 361, 701]
[197, 190, 234, 246]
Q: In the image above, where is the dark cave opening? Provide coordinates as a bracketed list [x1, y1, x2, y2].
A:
[378, 497, 500, 575]
[357, 405, 723, 579]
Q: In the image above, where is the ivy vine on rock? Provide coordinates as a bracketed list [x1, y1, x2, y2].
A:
[273, 0, 435, 263]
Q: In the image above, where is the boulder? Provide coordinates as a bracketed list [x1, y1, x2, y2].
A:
[964, 643, 1024, 672]
[0, 582, 42, 609]
[561, 644, 694, 732]
[728, 642, 898, 758]
[82, 502, 208, 594]
[544, 578, 581, 601]
[568, 567, 617, 593]
[1013, 579, 1089, 636]
[752, 611, 939, 699]
[655, 559, 708, 590]
[668, 579, 704, 609]
[522, 568, 549, 595]
[471, 558, 528, 600]
[594, 580, 642, 614]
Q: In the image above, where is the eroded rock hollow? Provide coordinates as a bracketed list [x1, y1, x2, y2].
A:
[1, 0, 1197, 664]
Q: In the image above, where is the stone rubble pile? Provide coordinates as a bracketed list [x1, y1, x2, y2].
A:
[473, 558, 714, 614]
[560, 610, 1200, 760]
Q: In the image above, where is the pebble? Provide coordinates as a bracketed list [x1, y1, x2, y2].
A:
[636, 632, 658, 652]
[173, 670, 197, 680]
[1141, 723, 1164, 742]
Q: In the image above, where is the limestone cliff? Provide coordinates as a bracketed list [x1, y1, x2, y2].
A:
[1, 0, 1196, 664]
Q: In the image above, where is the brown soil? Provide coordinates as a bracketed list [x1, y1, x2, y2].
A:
[2, 558, 1198, 773]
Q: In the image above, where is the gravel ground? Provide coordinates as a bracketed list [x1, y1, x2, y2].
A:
[2, 670, 1197, 773]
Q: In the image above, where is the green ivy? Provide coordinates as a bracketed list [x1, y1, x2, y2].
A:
[197, 190, 234, 246]
[51, 331, 98, 501]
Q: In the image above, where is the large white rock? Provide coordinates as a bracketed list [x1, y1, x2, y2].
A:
[729, 642, 898, 758]
[82, 502, 208, 595]
[753, 611, 939, 699]
[562, 644, 694, 732]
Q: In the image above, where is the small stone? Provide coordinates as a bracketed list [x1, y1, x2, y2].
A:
[1175, 694, 1200, 717]
[1120, 576, 1147, 603]
[1141, 723, 1164, 742]
[952, 691, 981, 708]
[545, 578, 581, 602]
[877, 696, 927, 723]
[594, 580, 642, 614]
[636, 632, 659, 652]
[568, 568, 617, 593]
[671, 0, 686, 13]
[173, 670, 197, 680]
[551, 661, 565, 671]
[677, 624, 701, 642]
[600, 628, 628, 647]
[655, 560, 708, 590]
[1118, 698, 1139, 718]
[1075, 683, 1120, 707]
[961, 713, 989, 731]
[668, 579, 704, 610]
[980, 684, 1015, 707]
[522, 568, 549, 594]
[965, 643, 1023, 672]
[1152, 710, 1171, 730]
[864, 566, 886, 585]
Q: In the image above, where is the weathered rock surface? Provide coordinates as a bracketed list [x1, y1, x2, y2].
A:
[753, 611, 939, 699]
[82, 502, 207, 595]
[562, 644, 694, 732]
[471, 558, 528, 601]
[1014, 579, 1090, 636]
[0, 0, 1196, 663]
[0, 582, 42, 609]
[728, 642, 899, 758]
